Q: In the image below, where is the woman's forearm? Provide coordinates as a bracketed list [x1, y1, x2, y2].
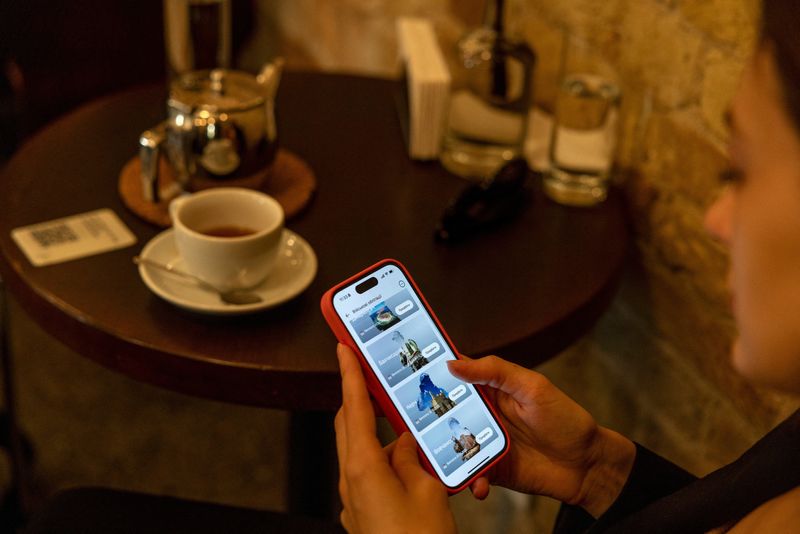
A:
[575, 427, 637, 518]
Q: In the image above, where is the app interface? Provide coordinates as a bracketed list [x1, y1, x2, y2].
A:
[333, 264, 505, 486]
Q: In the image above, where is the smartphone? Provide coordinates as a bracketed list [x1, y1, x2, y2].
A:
[321, 259, 509, 493]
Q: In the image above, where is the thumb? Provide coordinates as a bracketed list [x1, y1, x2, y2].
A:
[448, 355, 539, 399]
[469, 476, 491, 500]
[390, 432, 432, 489]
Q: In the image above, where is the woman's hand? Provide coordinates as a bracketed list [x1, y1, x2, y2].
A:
[448, 355, 635, 518]
[335, 344, 456, 534]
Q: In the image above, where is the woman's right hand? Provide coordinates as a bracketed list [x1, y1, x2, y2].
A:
[447, 355, 636, 518]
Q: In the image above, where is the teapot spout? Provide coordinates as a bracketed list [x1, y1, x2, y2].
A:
[257, 57, 285, 99]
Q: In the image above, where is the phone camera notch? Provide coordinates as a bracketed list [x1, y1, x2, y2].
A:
[355, 277, 379, 294]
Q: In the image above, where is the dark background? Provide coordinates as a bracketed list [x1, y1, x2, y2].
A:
[0, 0, 254, 159]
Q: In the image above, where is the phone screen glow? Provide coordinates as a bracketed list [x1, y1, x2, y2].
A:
[332, 262, 506, 488]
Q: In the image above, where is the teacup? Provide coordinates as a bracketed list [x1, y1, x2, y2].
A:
[169, 187, 284, 291]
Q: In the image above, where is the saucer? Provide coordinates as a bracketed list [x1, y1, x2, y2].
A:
[138, 229, 317, 315]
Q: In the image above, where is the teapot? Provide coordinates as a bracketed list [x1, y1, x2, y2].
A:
[139, 59, 283, 202]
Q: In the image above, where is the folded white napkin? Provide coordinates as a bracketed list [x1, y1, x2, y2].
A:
[396, 17, 451, 160]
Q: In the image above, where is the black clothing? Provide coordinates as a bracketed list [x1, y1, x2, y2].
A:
[554, 410, 800, 533]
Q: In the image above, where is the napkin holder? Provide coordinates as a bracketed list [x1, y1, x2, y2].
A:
[395, 18, 451, 160]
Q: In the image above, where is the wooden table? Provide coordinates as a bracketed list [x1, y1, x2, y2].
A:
[0, 71, 628, 516]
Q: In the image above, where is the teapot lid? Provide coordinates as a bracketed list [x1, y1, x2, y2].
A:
[169, 69, 265, 113]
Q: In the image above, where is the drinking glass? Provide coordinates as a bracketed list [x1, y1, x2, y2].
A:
[544, 35, 621, 206]
[163, 0, 231, 81]
[440, 1, 536, 180]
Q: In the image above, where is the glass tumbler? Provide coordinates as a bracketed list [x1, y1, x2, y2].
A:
[543, 33, 621, 206]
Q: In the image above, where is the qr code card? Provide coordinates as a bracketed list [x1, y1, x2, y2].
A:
[11, 209, 137, 266]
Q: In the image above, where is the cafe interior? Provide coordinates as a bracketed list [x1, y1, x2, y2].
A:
[1, 0, 798, 532]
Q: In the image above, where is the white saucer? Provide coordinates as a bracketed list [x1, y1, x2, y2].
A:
[138, 229, 317, 315]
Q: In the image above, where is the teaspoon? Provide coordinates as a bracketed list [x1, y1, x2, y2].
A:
[133, 256, 263, 306]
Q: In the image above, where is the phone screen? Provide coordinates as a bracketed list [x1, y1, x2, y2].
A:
[332, 261, 507, 489]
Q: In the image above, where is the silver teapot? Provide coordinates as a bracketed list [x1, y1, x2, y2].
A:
[139, 59, 283, 202]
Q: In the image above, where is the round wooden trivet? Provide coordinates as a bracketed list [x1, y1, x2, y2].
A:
[118, 148, 316, 227]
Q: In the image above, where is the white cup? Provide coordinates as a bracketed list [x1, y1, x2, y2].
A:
[169, 187, 284, 291]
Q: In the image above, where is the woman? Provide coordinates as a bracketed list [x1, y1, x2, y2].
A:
[334, 0, 800, 531]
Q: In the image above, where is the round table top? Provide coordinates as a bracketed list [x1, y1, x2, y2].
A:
[0, 71, 628, 410]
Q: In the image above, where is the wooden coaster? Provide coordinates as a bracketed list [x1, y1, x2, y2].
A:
[119, 149, 317, 227]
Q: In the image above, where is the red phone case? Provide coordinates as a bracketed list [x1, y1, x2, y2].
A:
[320, 258, 509, 493]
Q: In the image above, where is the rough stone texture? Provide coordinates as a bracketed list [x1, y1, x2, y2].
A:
[702, 48, 749, 138]
[517, 14, 565, 110]
[679, 0, 761, 51]
[640, 110, 728, 205]
[255, 0, 467, 78]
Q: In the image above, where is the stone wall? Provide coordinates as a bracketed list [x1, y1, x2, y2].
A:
[506, 0, 797, 434]
[245, 0, 798, 474]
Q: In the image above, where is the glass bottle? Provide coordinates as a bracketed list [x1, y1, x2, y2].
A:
[163, 0, 232, 83]
[440, 0, 536, 180]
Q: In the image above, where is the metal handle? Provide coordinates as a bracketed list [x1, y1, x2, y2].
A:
[133, 256, 210, 289]
[139, 123, 167, 202]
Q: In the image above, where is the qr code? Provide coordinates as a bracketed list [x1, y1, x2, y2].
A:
[30, 224, 79, 248]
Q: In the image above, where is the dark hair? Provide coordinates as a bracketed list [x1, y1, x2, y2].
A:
[762, 0, 800, 131]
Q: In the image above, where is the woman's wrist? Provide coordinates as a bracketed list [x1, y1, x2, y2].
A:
[575, 427, 636, 518]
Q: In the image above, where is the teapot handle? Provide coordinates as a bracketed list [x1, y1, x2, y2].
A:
[256, 57, 285, 101]
[139, 122, 167, 202]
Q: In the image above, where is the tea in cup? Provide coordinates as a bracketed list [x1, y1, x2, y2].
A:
[169, 187, 284, 291]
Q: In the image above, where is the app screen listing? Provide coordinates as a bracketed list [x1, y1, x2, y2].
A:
[361, 313, 446, 387]
[347, 288, 419, 344]
[392, 359, 472, 432]
[419, 399, 499, 476]
[335, 267, 504, 482]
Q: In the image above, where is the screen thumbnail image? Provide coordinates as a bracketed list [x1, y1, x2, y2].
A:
[394, 360, 473, 432]
[349, 289, 419, 344]
[421, 403, 499, 476]
[364, 315, 445, 387]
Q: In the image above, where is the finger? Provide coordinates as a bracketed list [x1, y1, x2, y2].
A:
[337, 344, 381, 453]
[447, 355, 542, 399]
[370, 397, 385, 417]
[337, 344, 398, 496]
[390, 432, 434, 490]
[340, 508, 354, 533]
[334, 408, 350, 506]
[383, 438, 398, 457]
[335, 408, 348, 464]
[469, 476, 491, 500]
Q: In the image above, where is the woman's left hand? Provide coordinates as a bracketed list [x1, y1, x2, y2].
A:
[335, 343, 456, 534]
